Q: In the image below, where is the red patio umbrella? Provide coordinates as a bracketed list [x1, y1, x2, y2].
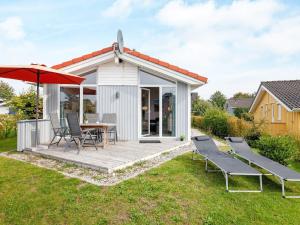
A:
[0, 64, 85, 148]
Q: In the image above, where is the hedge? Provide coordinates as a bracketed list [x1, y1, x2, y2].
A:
[256, 135, 298, 165]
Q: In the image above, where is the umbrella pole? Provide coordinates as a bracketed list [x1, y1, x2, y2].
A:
[35, 70, 40, 148]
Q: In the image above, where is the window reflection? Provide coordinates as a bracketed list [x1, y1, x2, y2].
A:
[60, 87, 80, 126]
[83, 87, 97, 120]
[162, 87, 176, 136]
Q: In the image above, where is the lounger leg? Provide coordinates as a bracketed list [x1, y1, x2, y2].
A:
[281, 179, 285, 198]
[226, 174, 263, 193]
[225, 173, 229, 191]
[260, 175, 263, 191]
[280, 179, 300, 198]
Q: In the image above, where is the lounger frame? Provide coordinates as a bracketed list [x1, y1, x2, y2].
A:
[192, 146, 263, 193]
[227, 138, 300, 198]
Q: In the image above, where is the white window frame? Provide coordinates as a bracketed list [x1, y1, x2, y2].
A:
[58, 84, 97, 123]
[277, 104, 282, 121]
[138, 70, 177, 139]
[138, 84, 177, 138]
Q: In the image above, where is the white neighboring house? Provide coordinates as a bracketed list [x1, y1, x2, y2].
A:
[43, 39, 208, 141]
[0, 99, 9, 114]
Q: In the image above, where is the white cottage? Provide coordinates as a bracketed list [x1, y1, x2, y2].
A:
[42, 38, 207, 142]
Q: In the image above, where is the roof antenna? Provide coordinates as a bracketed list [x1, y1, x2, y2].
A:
[114, 29, 124, 64]
[117, 29, 124, 53]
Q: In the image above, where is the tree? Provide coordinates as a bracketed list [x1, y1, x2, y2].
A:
[0, 81, 15, 101]
[192, 97, 212, 116]
[233, 92, 255, 99]
[8, 87, 43, 119]
[209, 91, 226, 109]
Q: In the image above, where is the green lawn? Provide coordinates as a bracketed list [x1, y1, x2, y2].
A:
[0, 137, 17, 152]
[0, 138, 300, 224]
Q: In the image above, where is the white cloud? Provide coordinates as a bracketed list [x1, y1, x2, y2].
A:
[0, 17, 25, 40]
[102, 0, 152, 18]
[153, 0, 300, 98]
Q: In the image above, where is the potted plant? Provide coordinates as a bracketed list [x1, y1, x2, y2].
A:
[180, 134, 185, 141]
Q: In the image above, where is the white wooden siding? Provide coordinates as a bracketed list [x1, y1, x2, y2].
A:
[17, 119, 52, 151]
[177, 82, 189, 138]
[98, 85, 138, 140]
[97, 61, 138, 85]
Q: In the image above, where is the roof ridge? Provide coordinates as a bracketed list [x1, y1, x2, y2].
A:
[51, 44, 207, 83]
[262, 79, 300, 83]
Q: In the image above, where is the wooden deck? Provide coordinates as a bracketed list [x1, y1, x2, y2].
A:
[31, 140, 189, 173]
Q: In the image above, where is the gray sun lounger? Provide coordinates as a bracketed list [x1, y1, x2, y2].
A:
[192, 136, 263, 193]
[226, 137, 300, 198]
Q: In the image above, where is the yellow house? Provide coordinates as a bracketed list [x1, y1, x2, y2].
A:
[249, 80, 300, 137]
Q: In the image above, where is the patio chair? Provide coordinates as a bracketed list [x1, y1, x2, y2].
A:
[102, 113, 118, 144]
[85, 113, 100, 123]
[226, 137, 300, 198]
[48, 113, 68, 147]
[85, 113, 103, 142]
[192, 135, 263, 193]
[66, 112, 98, 151]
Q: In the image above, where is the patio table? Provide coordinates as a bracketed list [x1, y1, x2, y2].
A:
[80, 123, 116, 148]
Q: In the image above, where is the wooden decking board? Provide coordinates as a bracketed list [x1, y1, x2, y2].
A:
[32, 141, 189, 173]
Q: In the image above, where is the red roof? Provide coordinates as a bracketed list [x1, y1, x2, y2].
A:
[52, 45, 208, 83]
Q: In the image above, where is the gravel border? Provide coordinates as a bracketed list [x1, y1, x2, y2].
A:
[0, 143, 192, 186]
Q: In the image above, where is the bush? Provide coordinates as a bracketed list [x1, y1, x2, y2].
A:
[233, 107, 249, 118]
[202, 108, 229, 138]
[0, 113, 24, 139]
[192, 108, 263, 141]
[192, 116, 204, 129]
[256, 135, 298, 165]
[227, 116, 252, 137]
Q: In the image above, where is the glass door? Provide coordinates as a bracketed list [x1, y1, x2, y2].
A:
[141, 88, 150, 136]
[162, 87, 176, 136]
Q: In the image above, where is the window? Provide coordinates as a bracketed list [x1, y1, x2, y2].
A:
[60, 87, 80, 126]
[278, 104, 282, 121]
[140, 70, 175, 85]
[81, 70, 97, 84]
[83, 87, 97, 119]
[60, 69, 97, 123]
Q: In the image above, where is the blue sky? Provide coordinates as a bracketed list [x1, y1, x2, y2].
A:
[0, 0, 300, 99]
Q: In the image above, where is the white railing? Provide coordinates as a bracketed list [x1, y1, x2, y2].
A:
[17, 119, 52, 151]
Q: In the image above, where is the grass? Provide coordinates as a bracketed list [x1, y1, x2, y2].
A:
[1, 153, 300, 224]
[0, 137, 17, 152]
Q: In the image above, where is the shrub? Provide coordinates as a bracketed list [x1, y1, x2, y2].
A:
[192, 116, 204, 129]
[0, 113, 24, 139]
[202, 108, 229, 138]
[256, 135, 298, 165]
[227, 116, 252, 137]
[233, 107, 249, 118]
